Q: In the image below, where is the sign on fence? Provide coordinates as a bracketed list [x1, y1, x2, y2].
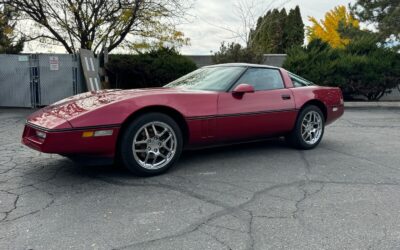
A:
[49, 56, 59, 71]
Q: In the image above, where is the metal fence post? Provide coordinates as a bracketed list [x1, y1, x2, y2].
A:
[29, 54, 40, 108]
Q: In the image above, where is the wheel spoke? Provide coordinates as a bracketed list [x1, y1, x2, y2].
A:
[159, 128, 167, 137]
[144, 127, 150, 139]
[144, 153, 150, 164]
[152, 124, 158, 136]
[152, 155, 158, 165]
[135, 140, 147, 145]
[163, 134, 172, 143]
[135, 149, 147, 153]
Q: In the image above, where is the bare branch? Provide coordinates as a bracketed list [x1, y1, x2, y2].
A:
[2, 0, 191, 53]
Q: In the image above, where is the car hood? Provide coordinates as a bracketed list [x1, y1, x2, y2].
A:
[26, 88, 204, 129]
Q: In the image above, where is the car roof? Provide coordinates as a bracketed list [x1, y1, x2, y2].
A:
[203, 63, 281, 69]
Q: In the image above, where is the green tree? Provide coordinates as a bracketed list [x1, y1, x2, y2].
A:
[3, 0, 190, 54]
[283, 6, 304, 50]
[212, 42, 263, 64]
[249, 9, 284, 53]
[0, 5, 24, 53]
[283, 39, 339, 86]
[283, 38, 400, 101]
[350, 0, 400, 40]
[249, 6, 304, 53]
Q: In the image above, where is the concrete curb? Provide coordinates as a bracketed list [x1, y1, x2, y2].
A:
[345, 102, 400, 108]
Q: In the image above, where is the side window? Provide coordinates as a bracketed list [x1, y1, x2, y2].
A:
[236, 68, 284, 91]
[291, 77, 307, 87]
[289, 73, 314, 87]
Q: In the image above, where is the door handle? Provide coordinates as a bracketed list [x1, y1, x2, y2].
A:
[281, 94, 291, 100]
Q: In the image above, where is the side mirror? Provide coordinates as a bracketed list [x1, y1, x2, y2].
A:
[232, 84, 255, 95]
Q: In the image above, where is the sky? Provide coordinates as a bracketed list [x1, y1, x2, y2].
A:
[23, 0, 355, 55]
[178, 0, 355, 55]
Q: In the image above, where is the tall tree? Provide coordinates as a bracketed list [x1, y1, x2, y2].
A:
[212, 42, 263, 64]
[0, 5, 24, 53]
[350, 0, 400, 40]
[283, 6, 304, 50]
[307, 5, 359, 48]
[2, 0, 190, 54]
[249, 6, 304, 54]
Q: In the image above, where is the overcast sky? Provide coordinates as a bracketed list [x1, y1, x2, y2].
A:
[23, 0, 355, 55]
[178, 0, 354, 55]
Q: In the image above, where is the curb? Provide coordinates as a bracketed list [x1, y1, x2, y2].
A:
[345, 102, 400, 108]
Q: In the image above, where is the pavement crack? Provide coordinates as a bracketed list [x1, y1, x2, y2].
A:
[112, 181, 302, 249]
[1, 194, 19, 222]
[198, 228, 233, 250]
[95, 176, 233, 209]
[320, 146, 400, 173]
[299, 151, 312, 181]
[247, 211, 255, 250]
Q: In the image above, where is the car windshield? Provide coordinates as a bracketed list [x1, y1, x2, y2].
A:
[165, 66, 246, 91]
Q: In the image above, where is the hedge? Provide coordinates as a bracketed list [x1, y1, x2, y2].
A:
[283, 39, 400, 101]
[106, 48, 197, 89]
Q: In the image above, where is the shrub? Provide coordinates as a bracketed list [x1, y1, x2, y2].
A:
[212, 42, 263, 64]
[283, 39, 400, 100]
[106, 48, 197, 89]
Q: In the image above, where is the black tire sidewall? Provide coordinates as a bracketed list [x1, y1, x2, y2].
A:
[119, 113, 183, 176]
[292, 105, 325, 149]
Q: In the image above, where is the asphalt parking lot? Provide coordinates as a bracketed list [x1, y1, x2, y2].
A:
[1, 108, 400, 250]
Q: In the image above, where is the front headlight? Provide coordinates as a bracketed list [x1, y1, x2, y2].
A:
[36, 130, 46, 139]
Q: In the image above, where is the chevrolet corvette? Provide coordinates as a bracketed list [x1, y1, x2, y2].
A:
[22, 63, 344, 176]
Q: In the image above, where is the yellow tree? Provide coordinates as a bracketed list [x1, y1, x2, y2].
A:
[307, 5, 359, 48]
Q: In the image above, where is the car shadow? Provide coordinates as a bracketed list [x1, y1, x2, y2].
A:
[73, 137, 290, 177]
[17, 137, 293, 189]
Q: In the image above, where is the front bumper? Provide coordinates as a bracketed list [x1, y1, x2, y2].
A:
[22, 123, 120, 157]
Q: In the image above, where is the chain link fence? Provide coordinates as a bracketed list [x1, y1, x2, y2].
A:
[0, 54, 87, 108]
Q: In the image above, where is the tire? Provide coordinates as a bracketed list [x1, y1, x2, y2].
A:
[119, 112, 183, 176]
[286, 105, 325, 150]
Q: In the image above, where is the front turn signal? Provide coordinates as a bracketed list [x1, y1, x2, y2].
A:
[82, 131, 94, 138]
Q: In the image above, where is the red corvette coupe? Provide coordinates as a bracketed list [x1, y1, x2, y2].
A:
[22, 63, 344, 176]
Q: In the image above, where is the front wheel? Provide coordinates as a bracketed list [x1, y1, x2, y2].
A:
[286, 105, 325, 149]
[119, 113, 183, 176]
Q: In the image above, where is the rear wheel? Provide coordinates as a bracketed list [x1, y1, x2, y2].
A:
[286, 105, 324, 149]
[119, 113, 183, 176]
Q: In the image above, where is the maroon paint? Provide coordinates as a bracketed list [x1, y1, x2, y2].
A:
[22, 66, 344, 158]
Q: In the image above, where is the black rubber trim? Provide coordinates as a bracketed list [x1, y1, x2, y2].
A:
[26, 122, 121, 133]
[186, 108, 298, 121]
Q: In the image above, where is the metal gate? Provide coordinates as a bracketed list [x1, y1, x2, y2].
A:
[0, 54, 32, 107]
[38, 54, 79, 105]
[0, 54, 86, 107]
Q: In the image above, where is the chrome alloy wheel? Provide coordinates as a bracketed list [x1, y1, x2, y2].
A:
[132, 122, 177, 170]
[301, 110, 323, 145]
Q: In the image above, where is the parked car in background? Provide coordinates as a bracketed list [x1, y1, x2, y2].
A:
[22, 63, 344, 176]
